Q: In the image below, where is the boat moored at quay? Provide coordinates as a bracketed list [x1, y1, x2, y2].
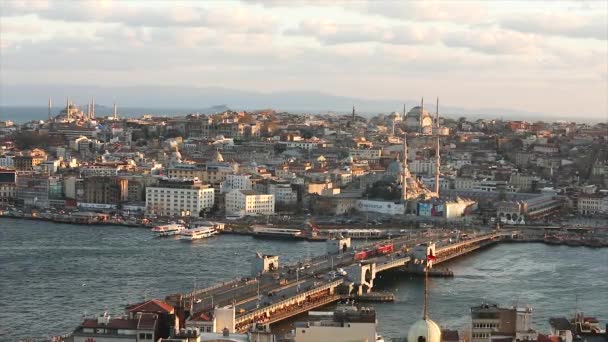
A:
[180, 225, 220, 241]
[151, 223, 186, 237]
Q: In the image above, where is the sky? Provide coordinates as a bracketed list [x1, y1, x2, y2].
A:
[0, 0, 607, 119]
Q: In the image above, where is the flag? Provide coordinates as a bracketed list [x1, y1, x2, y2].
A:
[427, 250, 436, 261]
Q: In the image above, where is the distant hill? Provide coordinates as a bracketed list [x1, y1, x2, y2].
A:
[0, 83, 600, 123]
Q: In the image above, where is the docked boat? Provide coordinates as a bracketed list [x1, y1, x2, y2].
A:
[181, 225, 219, 241]
[151, 223, 186, 237]
[252, 226, 303, 240]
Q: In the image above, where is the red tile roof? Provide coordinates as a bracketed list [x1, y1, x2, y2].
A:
[127, 299, 175, 314]
[189, 311, 213, 322]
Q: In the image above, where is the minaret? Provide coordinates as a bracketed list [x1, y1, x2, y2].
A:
[91, 98, 95, 119]
[434, 97, 441, 195]
[113, 103, 117, 120]
[66, 97, 70, 121]
[352, 105, 355, 121]
[421, 97, 425, 128]
[403, 103, 406, 121]
[48, 97, 52, 121]
[402, 133, 409, 202]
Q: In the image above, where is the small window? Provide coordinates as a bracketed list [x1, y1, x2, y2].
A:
[146, 333, 152, 339]
[139, 333, 146, 339]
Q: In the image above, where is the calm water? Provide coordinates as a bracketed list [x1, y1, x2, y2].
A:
[1, 218, 607, 341]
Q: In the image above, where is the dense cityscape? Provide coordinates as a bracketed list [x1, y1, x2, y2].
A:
[0, 99, 607, 342]
[1, 0, 607, 342]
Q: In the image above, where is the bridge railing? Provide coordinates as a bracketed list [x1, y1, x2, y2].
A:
[235, 279, 344, 323]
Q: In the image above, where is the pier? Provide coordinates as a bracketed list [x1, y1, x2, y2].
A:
[165, 230, 512, 332]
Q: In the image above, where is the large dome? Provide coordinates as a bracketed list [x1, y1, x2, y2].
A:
[408, 319, 441, 342]
[386, 159, 403, 176]
[406, 106, 432, 120]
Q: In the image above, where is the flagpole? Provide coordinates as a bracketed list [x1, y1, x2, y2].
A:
[423, 263, 428, 320]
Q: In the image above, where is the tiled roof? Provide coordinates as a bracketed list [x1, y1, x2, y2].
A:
[127, 299, 175, 314]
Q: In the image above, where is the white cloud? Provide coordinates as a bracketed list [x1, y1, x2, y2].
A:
[0, 0, 277, 33]
[365, 1, 488, 24]
[286, 18, 441, 45]
[501, 13, 607, 41]
[443, 29, 543, 55]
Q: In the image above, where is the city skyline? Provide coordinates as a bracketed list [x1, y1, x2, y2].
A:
[1, 1, 606, 119]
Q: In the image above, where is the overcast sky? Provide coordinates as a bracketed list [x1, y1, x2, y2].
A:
[1, 0, 606, 119]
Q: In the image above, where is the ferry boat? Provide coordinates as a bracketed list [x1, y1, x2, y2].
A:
[151, 223, 186, 237]
[180, 225, 219, 241]
[252, 226, 303, 240]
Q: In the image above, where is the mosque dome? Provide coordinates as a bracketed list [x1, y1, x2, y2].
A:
[386, 159, 403, 176]
[408, 319, 441, 342]
[406, 106, 432, 120]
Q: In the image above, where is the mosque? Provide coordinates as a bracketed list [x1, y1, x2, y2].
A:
[404, 98, 434, 134]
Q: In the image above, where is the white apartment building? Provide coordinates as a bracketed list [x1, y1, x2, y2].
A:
[578, 195, 608, 215]
[220, 174, 252, 194]
[410, 159, 436, 176]
[225, 189, 274, 216]
[146, 179, 214, 217]
[268, 183, 297, 205]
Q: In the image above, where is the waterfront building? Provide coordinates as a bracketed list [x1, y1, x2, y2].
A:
[0, 169, 16, 205]
[80, 176, 129, 206]
[470, 304, 536, 342]
[72, 312, 159, 342]
[225, 189, 274, 216]
[15, 174, 61, 208]
[146, 178, 215, 217]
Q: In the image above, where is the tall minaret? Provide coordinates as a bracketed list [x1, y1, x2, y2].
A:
[48, 97, 52, 121]
[87, 101, 91, 119]
[420, 97, 424, 131]
[66, 97, 70, 121]
[403, 103, 406, 121]
[352, 105, 355, 121]
[402, 133, 409, 202]
[434, 97, 441, 195]
[91, 98, 95, 119]
[113, 103, 117, 120]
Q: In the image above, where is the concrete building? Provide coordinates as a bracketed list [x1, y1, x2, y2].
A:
[292, 306, 378, 342]
[225, 189, 274, 216]
[268, 183, 297, 205]
[80, 177, 129, 206]
[470, 304, 536, 342]
[146, 178, 215, 217]
[0, 169, 17, 205]
[577, 194, 607, 215]
[220, 174, 252, 194]
[72, 312, 158, 342]
[15, 174, 62, 208]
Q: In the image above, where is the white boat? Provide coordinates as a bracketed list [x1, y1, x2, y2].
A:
[151, 223, 186, 237]
[180, 225, 219, 241]
[252, 226, 303, 239]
